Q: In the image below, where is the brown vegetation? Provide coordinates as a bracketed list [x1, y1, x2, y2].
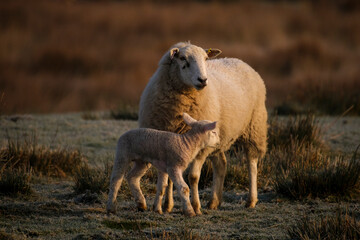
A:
[1, 0, 359, 114]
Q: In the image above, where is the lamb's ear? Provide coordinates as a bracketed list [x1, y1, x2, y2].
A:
[203, 121, 217, 131]
[170, 48, 179, 59]
[183, 113, 197, 125]
[205, 48, 222, 59]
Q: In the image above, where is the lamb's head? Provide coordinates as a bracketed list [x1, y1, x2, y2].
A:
[169, 43, 221, 90]
[183, 113, 220, 149]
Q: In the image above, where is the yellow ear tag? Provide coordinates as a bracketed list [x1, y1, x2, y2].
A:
[207, 48, 212, 54]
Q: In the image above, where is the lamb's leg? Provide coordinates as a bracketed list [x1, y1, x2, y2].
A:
[106, 154, 129, 214]
[168, 168, 195, 217]
[187, 151, 209, 215]
[153, 171, 168, 214]
[126, 161, 151, 211]
[207, 152, 227, 210]
[163, 179, 174, 213]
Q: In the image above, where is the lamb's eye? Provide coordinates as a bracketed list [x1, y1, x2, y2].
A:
[180, 57, 186, 61]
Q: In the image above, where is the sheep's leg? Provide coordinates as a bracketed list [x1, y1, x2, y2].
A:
[208, 152, 227, 210]
[245, 155, 258, 208]
[126, 161, 151, 211]
[153, 171, 168, 214]
[188, 151, 209, 215]
[168, 168, 195, 217]
[163, 179, 174, 213]
[106, 154, 129, 214]
[245, 105, 267, 208]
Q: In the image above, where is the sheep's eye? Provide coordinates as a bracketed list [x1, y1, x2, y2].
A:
[180, 57, 186, 61]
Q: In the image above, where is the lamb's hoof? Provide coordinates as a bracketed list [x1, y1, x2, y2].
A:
[184, 210, 196, 217]
[153, 207, 163, 215]
[195, 209, 202, 215]
[245, 200, 258, 208]
[137, 203, 147, 212]
[164, 207, 173, 213]
[163, 202, 174, 213]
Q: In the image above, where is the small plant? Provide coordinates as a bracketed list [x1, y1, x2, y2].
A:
[288, 209, 360, 240]
[268, 114, 322, 150]
[0, 168, 32, 196]
[73, 163, 111, 194]
[272, 144, 360, 200]
[110, 103, 139, 120]
[0, 135, 84, 178]
[159, 227, 213, 240]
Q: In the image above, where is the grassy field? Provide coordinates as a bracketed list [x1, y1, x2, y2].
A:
[0, 113, 359, 239]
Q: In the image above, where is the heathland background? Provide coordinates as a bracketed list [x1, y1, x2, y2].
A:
[1, 0, 359, 115]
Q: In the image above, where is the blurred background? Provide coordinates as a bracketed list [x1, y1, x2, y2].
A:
[0, 0, 359, 115]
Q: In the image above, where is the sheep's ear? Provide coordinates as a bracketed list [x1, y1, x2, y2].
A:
[183, 113, 197, 125]
[170, 48, 179, 59]
[203, 121, 217, 131]
[205, 48, 222, 59]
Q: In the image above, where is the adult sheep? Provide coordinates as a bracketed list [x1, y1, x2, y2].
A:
[136, 42, 267, 215]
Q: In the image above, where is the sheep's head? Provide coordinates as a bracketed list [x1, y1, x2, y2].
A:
[169, 44, 221, 90]
[183, 113, 220, 148]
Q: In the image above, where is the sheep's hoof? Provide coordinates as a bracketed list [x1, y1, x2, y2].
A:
[245, 200, 258, 208]
[106, 209, 116, 215]
[207, 200, 219, 210]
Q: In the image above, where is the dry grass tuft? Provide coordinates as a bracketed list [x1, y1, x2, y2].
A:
[0, 168, 32, 196]
[0, 134, 84, 178]
[268, 114, 322, 150]
[272, 144, 360, 200]
[73, 163, 111, 194]
[288, 209, 360, 240]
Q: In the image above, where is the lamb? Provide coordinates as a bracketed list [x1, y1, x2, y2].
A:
[138, 42, 267, 215]
[106, 113, 219, 217]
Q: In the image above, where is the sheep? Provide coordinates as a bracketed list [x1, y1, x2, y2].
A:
[106, 113, 219, 217]
[137, 42, 267, 215]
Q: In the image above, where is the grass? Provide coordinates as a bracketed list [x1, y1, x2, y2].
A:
[0, 168, 32, 196]
[268, 114, 322, 150]
[102, 219, 152, 231]
[288, 209, 360, 240]
[0, 134, 84, 178]
[73, 162, 111, 194]
[0, 113, 359, 239]
[272, 144, 360, 200]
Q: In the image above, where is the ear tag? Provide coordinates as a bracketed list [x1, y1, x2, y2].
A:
[207, 48, 212, 54]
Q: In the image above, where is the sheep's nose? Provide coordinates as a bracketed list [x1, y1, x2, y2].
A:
[197, 77, 207, 85]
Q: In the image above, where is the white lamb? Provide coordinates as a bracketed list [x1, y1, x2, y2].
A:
[106, 113, 219, 217]
[138, 42, 267, 214]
